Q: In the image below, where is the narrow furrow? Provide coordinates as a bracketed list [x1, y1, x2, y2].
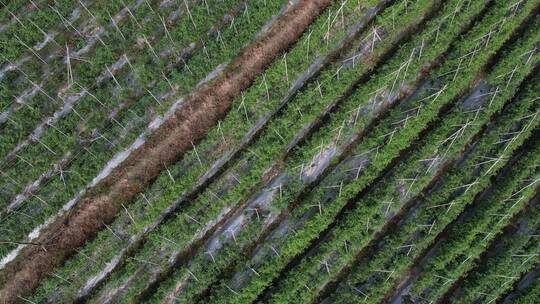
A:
[0, 0, 146, 96]
[28, 1, 390, 302]
[0, 0, 148, 128]
[0, 0, 280, 269]
[84, 1, 428, 302]
[3, 1, 537, 304]
[0, 1, 221, 192]
[0, 0, 190, 166]
[0, 0, 45, 33]
[0, 0, 79, 70]
[324, 110, 539, 303]
[0, 0, 155, 181]
[0, 0, 109, 65]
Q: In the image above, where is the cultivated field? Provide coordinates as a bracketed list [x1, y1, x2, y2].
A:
[0, 0, 539, 303]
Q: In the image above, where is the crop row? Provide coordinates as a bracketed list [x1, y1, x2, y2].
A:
[79, 0, 427, 302]
[195, 1, 540, 303]
[1, 0, 81, 67]
[260, 11, 540, 304]
[0, 0, 44, 30]
[410, 161, 540, 302]
[329, 134, 539, 304]
[4, 1, 341, 301]
[0, 0, 143, 66]
[401, 76, 540, 303]
[67, 0, 447, 302]
[0, 0, 285, 261]
[139, 0, 493, 301]
[0, 0, 150, 124]
[3, 1, 536, 303]
[0, 0, 227, 198]
[0, 0, 175, 202]
[2, 0, 362, 216]
[7, 0, 537, 303]
[446, 186, 540, 303]
[320, 20, 540, 303]
[507, 264, 540, 304]
[27, 0, 357, 301]
[0, 0, 188, 98]
[0, 0, 245, 219]
[0, 0, 236, 254]
[0, 0, 247, 190]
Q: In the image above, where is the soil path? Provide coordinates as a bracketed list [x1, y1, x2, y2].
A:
[0, 0, 331, 302]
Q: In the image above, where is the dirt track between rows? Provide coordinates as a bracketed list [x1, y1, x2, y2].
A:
[0, 0, 332, 302]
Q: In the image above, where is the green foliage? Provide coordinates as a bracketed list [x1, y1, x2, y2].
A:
[406, 76, 540, 302]
[1, 1, 537, 303]
[202, 1, 540, 303]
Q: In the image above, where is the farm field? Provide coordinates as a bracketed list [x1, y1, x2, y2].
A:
[0, 0, 538, 303]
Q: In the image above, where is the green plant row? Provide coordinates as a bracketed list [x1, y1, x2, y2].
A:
[509, 266, 540, 304]
[446, 187, 540, 303]
[0, 0, 81, 68]
[0, 0, 240, 174]
[0, 0, 157, 68]
[329, 136, 538, 303]
[0, 0, 102, 119]
[263, 14, 540, 304]
[28, 0, 373, 302]
[0, 0, 241, 253]
[405, 78, 540, 302]
[0, 0, 193, 91]
[83, 0, 426, 302]
[0, 0, 284, 259]
[322, 23, 540, 303]
[0, 0, 241, 209]
[187, 0, 487, 300]
[0, 0, 169, 160]
[0, 0, 218, 177]
[0, 0, 42, 25]
[199, 1, 539, 303]
[0, 0, 152, 113]
[148, 0, 487, 300]
[410, 167, 540, 302]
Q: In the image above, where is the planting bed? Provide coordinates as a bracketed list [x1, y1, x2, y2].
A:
[0, 0, 538, 303]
